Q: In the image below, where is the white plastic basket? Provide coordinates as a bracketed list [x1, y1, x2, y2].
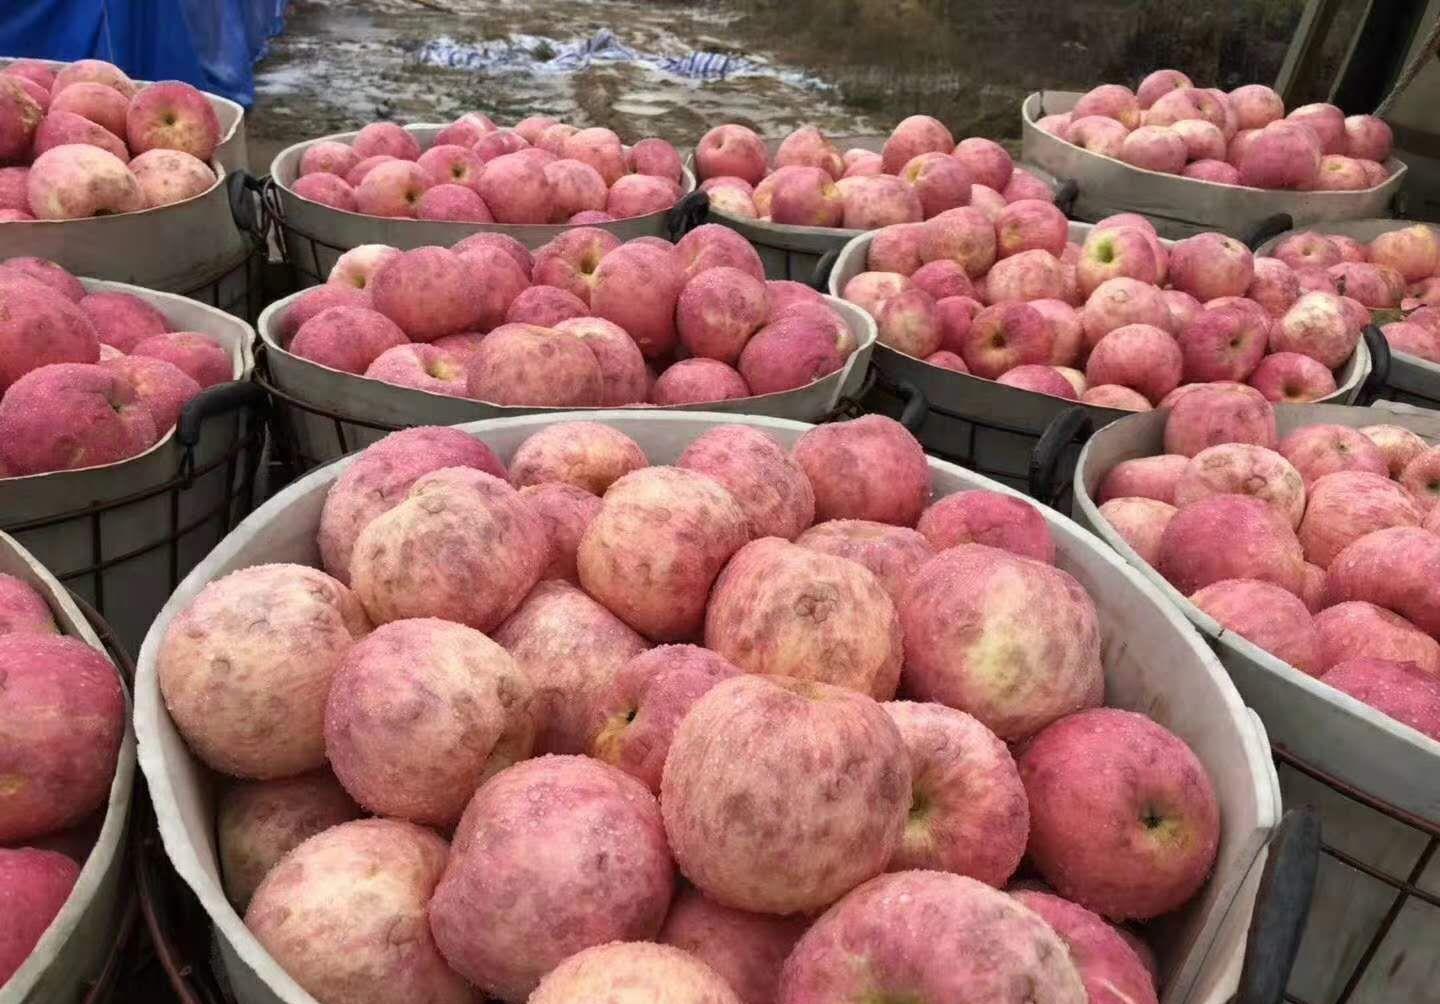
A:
[1253, 218, 1440, 414]
[0, 278, 262, 651]
[0, 56, 247, 169]
[135, 409, 1283, 1004]
[0, 530, 135, 1004]
[268, 125, 698, 285]
[0, 59, 258, 318]
[699, 134, 1068, 283]
[826, 222, 1371, 491]
[255, 290, 877, 472]
[1021, 92, 1407, 241]
[1069, 400, 1440, 1002]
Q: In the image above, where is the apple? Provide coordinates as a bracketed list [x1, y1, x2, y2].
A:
[1076, 227, 1160, 297]
[662, 675, 909, 914]
[1360, 424, 1428, 478]
[1321, 659, 1440, 742]
[1178, 304, 1268, 383]
[1288, 102, 1346, 154]
[962, 303, 1054, 378]
[126, 81, 221, 161]
[531, 943, 741, 1004]
[1173, 443, 1306, 527]
[429, 757, 673, 1001]
[778, 871, 1086, 1002]
[1345, 114, 1394, 162]
[659, 887, 805, 1004]
[1229, 84, 1284, 130]
[1098, 497, 1176, 566]
[1270, 291, 1360, 368]
[1138, 69, 1194, 109]
[1018, 707, 1221, 920]
[1158, 493, 1304, 595]
[696, 125, 768, 184]
[1279, 424, 1389, 487]
[1119, 125, 1187, 173]
[1081, 277, 1172, 351]
[1248, 352, 1338, 403]
[901, 544, 1102, 740]
[995, 199, 1067, 258]
[1086, 323, 1182, 403]
[1190, 578, 1321, 674]
[1314, 602, 1440, 675]
[1097, 454, 1189, 505]
[1073, 83, 1141, 127]
[1010, 891, 1159, 1004]
[880, 115, 955, 174]
[901, 152, 972, 217]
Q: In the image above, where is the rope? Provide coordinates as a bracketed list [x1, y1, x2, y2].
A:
[1375, 12, 1440, 117]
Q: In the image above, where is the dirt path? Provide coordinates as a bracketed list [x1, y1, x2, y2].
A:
[248, 0, 1308, 171]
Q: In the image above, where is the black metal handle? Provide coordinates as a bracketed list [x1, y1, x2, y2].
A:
[887, 377, 928, 433]
[1235, 807, 1321, 1004]
[176, 380, 268, 487]
[1027, 406, 1093, 508]
[1052, 178, 1079, 218]
[667, 190, 709, 241]
[1358, 323, 1391, 406]
[178, 381, 268, 450]
[1244, 213, 1295, 252]
[225, 170, 266, 244]
[810, 248, 841, 292]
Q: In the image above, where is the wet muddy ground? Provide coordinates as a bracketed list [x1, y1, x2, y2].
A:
[248, 0, 1318, 170]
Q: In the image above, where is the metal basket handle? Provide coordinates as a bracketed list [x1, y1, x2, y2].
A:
[177, 381, 270, 487]
[1243, 213, 1295, 252]
[224, 171, 267, 248]
[666, 190, 709, 242]
[1052, 177, 1079, 218]
[1235, 807, 1321, 1004]
[809, 248, 841, 293]
[1027, 406, 1093, 509]
[1358, 323, 1392, 406]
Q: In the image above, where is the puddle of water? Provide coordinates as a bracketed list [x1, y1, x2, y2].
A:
[249, 0, 1309, 168]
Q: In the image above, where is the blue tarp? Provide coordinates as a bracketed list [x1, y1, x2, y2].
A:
[0, 0, 286, 107]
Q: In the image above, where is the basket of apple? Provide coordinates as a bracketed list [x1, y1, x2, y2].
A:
[823, 200, 1373, 489]
[1252, 220, 1440, 410]
[269, 113, 697, 286]
[257, 224, 876, 471]
[0, 57, 258, 317]
[0, 530, 133, 1003]
[690, 117, 1063, 282]
[0, 257, 263, 650]
[1066, 396, 1440, 996]
[1022, 69, 1405, 238]
[134, 408, 1298, 1004]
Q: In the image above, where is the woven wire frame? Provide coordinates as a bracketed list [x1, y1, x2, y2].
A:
[256, 339, 906, 485]
[862, 377, 1086, 495]
[56, 593, 142, 1004]
[262, 179, 356, 289]
[1274, 746, 1439, 1004]
[0, 402, 266, 625]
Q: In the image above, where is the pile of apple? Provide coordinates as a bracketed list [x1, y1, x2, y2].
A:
[290, 113, 687, 224]
[1038, 68, 1394, 191]
[281, 223, 857, 406]
[0, 574, 127, 989]
[1267, 224, 1440, 364]
[1097, 388, 1440, 740]
[693, 116, 1055, 228]
[842, 209, 1364, 408]
[0, 58, 222, 219]
[156, 415, 1223, 1004]
[0, 258, 232, 477]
